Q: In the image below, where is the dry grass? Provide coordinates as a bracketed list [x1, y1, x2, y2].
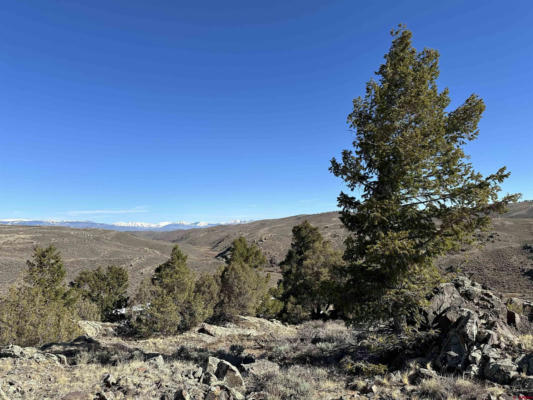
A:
[519, 334, 533, 351]
[248, 365, 334, 400]
[0, 357, 197, 400]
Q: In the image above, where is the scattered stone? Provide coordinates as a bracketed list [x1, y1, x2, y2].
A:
[241, 359, 280, 377]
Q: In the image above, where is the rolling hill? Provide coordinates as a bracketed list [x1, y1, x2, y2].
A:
[0, 202, 532, 298]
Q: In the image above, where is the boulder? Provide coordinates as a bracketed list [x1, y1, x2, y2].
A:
[202, 357, 245, 393]
[214, 360, 245, 392]
[0, 344, 64, 365]
[435, 310, 478, 371]
[483, 358, 518, 384]
[198, 324, 257, 338]
[424, 283, 465, 327]
[2, 344, 38, 360]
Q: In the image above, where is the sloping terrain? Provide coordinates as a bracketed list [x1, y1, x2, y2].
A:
[138, 202, 533, 299]
[1, 276, 532, 399]
[0, 226, 174, 294]
[0, 202, 532, 298]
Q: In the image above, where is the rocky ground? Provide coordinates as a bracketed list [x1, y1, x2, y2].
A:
[1, 276, 533, 400]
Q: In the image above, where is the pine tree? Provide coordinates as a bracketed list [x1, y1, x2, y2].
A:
[71, 265, 129, 321]
[278, 221, 344, 322]
[0, 246, 81, 346]
[134, 245, 198, 335]
[330, 26, 519, 328]
[216, 237, 270, 320]
[25, 245, 68, 301]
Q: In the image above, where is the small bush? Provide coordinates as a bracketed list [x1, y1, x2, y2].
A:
[340, 357, 387, 377]
[250, 365, 324, 400]
[419, 378, 447, 400]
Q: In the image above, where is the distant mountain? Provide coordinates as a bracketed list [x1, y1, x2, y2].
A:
[0, 219, 246, 231]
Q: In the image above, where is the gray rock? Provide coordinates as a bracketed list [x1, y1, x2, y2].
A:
[204, 356, 221, 375]
[436, 310, 478, 371]
[468, 348, 482, 365]
[477, 329, 499, 346]
[513, 376, 533, 391]
[205, 384, 244, 400]
[464, 364, 480, 379]
[425, 283, 465, 327]
[481, 345, 502, 361]
[483, 358, 518, 384]
[202, 372, 219, 386]
[215, 360, 245, 392]
[147, 354, 165, 368]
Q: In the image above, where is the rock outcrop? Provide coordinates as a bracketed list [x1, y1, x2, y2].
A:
[425, 276, 532, 386]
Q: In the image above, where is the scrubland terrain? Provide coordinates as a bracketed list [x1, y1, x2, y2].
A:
[1, 202, 532, 298]
[1, 276, 532, 399]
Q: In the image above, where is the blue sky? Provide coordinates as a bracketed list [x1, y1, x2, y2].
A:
[1, 1, 531, 223]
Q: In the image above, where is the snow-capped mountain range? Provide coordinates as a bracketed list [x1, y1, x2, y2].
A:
[0, 219, 248, 232]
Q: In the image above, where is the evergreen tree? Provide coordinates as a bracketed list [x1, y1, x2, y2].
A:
[191, 273, 220, 323]
[25, 245, 68, 301]
[0, 246, 81, 346]
[330, 26, 519, 328]
[216, 237, 270, 319]
[279, 221, 344, 322]
[133, 245, 217, 336]
[71, 265, 129, 321]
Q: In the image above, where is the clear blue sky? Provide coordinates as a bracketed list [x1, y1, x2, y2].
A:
[1, 1, 531, 223]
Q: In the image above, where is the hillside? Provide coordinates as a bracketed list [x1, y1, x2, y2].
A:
[0, 226, 175, 294]
[136, 202, 533, 299]
[0, 202, 532, 298]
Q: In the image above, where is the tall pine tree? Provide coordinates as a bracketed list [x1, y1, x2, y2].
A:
[330, 26, 519, 328]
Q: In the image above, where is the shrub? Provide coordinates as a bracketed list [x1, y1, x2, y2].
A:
[71, 265, 129, 321]
[191, 272, 220, 323]
[0, 246, 81, 346]
[215, 237, 270, 320]
[133, 245, 220, 336]
[249, 365, 322, 400]
[277, 221, 345, 323]
[340, 357, 387, 377]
